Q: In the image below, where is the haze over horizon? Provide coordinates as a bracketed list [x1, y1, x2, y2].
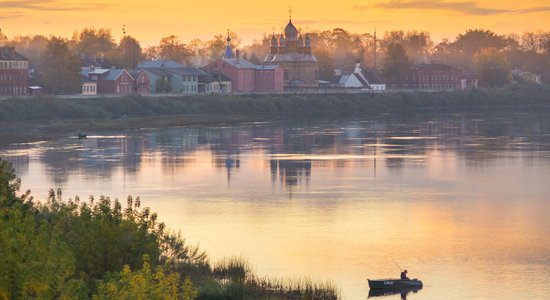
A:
[1, 0, 550, 46]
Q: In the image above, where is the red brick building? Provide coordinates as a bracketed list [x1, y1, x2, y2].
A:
[201, 35, 284, 93]
[0, 47, 29, 96]
[410, 64, 462, 90]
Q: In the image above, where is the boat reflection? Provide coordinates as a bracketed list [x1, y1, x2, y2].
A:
[368, 286, 422, 299]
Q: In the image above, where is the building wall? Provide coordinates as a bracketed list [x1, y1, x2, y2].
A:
[203, 59, 255, 93]
[82, 82, 97, 95]
[411, 67, 462, 90]
[255, 67, 284, 92]
[276, 61, 319, 88]
[135, 72, 151, 95]
[97, 71, 133, 95]
[0, 63, 28, 96]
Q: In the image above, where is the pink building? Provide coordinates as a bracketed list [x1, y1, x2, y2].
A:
[201, 35, 283, 93]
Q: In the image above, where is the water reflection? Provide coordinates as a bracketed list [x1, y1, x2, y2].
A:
[368, 287, 422, 299]
[1, 108, 550, 300]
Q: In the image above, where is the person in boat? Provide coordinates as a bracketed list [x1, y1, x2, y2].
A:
[400, 269, 409, 280]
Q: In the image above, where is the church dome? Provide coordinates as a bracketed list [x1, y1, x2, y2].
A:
[279, 34, 286, 47]
[284, 20, 298, 41]
[271, 34, 277, 47]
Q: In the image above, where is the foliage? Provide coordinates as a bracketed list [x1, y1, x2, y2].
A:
[383, 43, 411, 84]
[111, 35, 143, 69]
[474, 48, 511, 87]
[157, 35, 192, 65]
[93, 255, 198, 300]
[42, 36, 81, 94]
[0, 158, 340, 299]
[156, 77, 172, 93]
[72, 27, 116, 57]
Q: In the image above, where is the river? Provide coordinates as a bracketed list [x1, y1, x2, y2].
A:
[2, 108, 550, 299]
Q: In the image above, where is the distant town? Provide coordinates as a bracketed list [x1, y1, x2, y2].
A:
[0, 16, 548, 98]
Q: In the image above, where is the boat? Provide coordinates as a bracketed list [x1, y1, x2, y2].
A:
[368, 278, 423, 290]
[76, 133, 87, 139]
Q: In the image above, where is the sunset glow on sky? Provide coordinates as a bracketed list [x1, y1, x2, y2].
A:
[1, 0, 550, 45]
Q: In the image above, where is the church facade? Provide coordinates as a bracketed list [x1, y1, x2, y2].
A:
[263, 18, 319, 89]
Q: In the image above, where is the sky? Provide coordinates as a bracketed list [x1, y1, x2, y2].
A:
[1, 0, 550, 46]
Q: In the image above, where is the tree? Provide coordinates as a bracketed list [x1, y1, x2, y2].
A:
[72, 27, 116, 57]
[315, 50, 334, 81]
[112, 35, 143, 69]
[155, 77, 172, 93]
[158, 35, 191, 64]
[448, 29, 509, 70]
[0, 28, 7, 45]
[383, 43, 411, 85]
[473, 48, 511, 87]
[42, 37, 81, 94]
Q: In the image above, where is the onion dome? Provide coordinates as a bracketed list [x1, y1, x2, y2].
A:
[223, 32, 234, 59]
[271, 33, 278, 47]
[304, 33, 311, 47]
[279, 34, 286, 47]
[298, 35, 304, 47]
[284, 20, 298, 41]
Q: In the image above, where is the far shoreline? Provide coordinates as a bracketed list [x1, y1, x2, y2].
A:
[1, 86, 549, 146]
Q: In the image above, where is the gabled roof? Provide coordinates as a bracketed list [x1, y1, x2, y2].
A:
[0, 47, 28, 61]
[362, 68, 384, 85]
[140, 67, 208, 77]
[137, 60, 185, 68]
[105, 69, 128, 81]
[222, 57, 258, 69]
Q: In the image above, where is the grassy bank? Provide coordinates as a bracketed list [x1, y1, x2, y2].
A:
[1, 86, 549, 122]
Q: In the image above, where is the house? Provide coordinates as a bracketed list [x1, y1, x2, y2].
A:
[199, 71, 232, 94]
[201, 34, 284, 93]
[0, 47, 29, 96]
[331, 63, 386, 91]
[410, 64, 462, 90]
[81, 67, 135, 95]
[137, 60, 207, 94]
[512, 69, 541, 84]
[130, 70, 151, 95]
[461, 73, 479, 90]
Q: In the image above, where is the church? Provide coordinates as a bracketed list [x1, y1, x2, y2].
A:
[263, 17, 319, 89]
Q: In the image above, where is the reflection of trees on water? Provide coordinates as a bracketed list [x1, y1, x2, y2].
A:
[2, 108, 549, 189]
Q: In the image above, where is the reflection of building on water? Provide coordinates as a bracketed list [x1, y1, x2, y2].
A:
[270, 159, 311, 194]
[212, 155, 240, 186]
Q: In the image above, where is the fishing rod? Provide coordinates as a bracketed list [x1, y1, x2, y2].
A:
[392, 260, 403, 272]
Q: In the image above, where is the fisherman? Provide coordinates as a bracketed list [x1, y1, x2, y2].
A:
[400, 269, 409, 280]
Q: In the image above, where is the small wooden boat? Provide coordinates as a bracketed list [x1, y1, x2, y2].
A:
[368, 278, 423, 290]
[77, 133, 87, 139]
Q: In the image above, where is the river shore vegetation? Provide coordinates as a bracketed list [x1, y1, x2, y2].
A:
[0, 159, 339, 299]
[1, 85, 549, 123]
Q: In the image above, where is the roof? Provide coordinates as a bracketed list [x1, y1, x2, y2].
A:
[141, 66, 208, 77]
[0, 47, 28, 61]
[411, 63, 459, 70]
[265, 52, 318, 63]
[222, 57, 259, 69]
[362, 68, 384, 85]
[137, 60, 185, 68]
[104, 69, 126, 81]
[81, 55, 112, 68]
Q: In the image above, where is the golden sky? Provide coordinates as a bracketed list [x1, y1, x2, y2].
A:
[1, 0, 550, 45]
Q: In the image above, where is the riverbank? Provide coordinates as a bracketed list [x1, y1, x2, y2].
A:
[1, 86, 549, 145]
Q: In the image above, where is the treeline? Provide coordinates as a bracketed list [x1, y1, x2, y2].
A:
[0, 159, 338, 299]
[1, 27, 550, 93]
[1, 86, 549, 123]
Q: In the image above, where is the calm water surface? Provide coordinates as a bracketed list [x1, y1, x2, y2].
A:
[2, 109, 550, 299]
